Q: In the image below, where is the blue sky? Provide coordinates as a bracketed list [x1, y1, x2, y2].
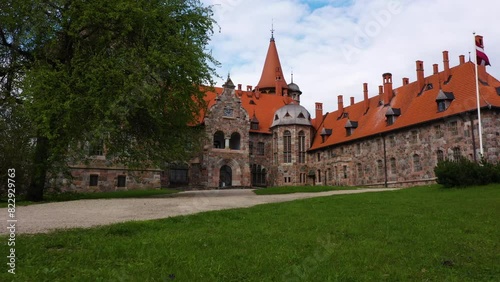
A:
[202, 0, 499, 114]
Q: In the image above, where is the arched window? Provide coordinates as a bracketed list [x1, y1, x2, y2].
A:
[357, 163, 363, 178]
[213, 131, 225, 148]
[437, 150, 444, 162]
[413, 154, 422, 172]
[390, 158, 397, 174]
[452, 147, 461, 161]
[283, 130, 292, 163]
[249, 141, 253, 155]
[251, 164, 267, 186]
[273, 132, 278, 164]
[229, 132, 240, 150]
[298, 131, 306, 163]
[377, 160, 384, 179]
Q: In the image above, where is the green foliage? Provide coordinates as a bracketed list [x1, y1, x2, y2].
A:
[1, 185, 498, 281]
[434, 157, 500, 188]
[1, 0, 219, 199]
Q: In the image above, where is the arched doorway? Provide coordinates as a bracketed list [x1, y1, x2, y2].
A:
[219, 165, 232, 188]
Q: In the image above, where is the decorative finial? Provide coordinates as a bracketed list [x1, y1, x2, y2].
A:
[270, 19, 275, 41]
[291, 70, 294, 83]
[468, 51, 471, 62]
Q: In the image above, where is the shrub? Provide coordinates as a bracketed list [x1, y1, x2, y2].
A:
[434, 157, 500, 188]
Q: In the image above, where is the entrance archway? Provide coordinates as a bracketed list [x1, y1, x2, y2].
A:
[219, 165, 232, 188]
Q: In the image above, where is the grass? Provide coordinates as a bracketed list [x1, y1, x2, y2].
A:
[0, 188, 179, 207]
[253, 185, 357, 195]
[1, 184, 499, 281]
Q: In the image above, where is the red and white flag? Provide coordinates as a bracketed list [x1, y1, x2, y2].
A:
[476, 36, 491, 66]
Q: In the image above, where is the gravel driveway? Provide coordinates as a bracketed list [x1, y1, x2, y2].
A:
[1, 188, 399, 234]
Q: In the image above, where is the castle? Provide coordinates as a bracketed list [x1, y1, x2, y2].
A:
[64, 34, 500, 190]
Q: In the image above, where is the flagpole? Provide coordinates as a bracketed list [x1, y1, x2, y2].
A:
[473, 32, 484, 158]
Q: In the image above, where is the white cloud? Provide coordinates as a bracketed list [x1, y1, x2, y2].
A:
[203, 0, 500, 115]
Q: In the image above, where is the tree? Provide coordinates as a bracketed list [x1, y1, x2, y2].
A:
[0, 0, 218, 201]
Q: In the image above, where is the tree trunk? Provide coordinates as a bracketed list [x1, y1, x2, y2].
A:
[26, 135, 50, 201]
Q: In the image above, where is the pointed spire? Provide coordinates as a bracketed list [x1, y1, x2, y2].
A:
[255, 31, 288, 95]
[291, 70, 294, 83]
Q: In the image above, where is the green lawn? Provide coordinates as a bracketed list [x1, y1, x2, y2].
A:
[253, 185, 357, 195]
[0, 188, 179, 207]
[1, 185, 499, 281]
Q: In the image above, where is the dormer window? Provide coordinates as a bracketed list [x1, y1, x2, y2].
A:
[250, 114, 260, 130]
[320, 128, 332, 143]
[345, 120, 358, 136]
[435, 90, 454, 112]
[297, 112, 305, 119]
[385, 107, 401, 126]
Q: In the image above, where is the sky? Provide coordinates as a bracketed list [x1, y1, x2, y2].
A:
[201, 0, 500, 115]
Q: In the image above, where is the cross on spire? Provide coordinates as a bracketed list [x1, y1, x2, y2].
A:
[270, 19, 275, 41]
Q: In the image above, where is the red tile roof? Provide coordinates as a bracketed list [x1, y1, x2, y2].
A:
[309, 62, 500, 151]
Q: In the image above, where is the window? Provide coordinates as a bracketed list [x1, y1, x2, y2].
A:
[437, 150, 444, 162]
[273, 133, 278, 164]
[170, 169, 188, 184]
[89, 140, 104, 156]
[413, 154, 422, 172]
[386, 115, 396, 126]
[317, 152, 321, 162]
[357, 163, 363, 178]
[223, 107, 233, 117]
[449, 121, 458, 135]
[229, 132, 241, 150]
[343, 165, 348, 179]
[410, 131, 418, 144]
[389, 136, 396, 147]
[213, 131, 225, 148]
[250, 122, 259, 130]
[453, 147, 461, 160]
[434, 125, 444, 138]
[298, 131, 306, 163]
[437, 100, 446, 112]
[117, 175, 126, 187]
[390, 158, 397, 174]
[249, 141, 253, 155]
[327, 168, 332, 184]
[299, 173, 306, 183]
[89, 174, 98, 186]
[317, 170, 322, 182]
[377, 160, 384, 177]
[284, 176, 291, 183]
[257, 142, 265, 155]
[283, 130, 292, 163]
[251, 164, 266, 186]
[346, 127, 354, 136]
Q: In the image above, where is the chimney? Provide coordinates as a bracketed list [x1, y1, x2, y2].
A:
[443, 51, 450, 78]
[378, 85, 383, 104]
[337, 95, 344, 112]
[350, 97, 355, 106]
[402, 77, 409, 85]
[433, 64, 439, 74]
[363, 83, 369, 113]
[383, 73, 393, 105]
[315, 102, 323, 123]
[459, 55, 465, 65]
[416, 60, 425, 91]
[246, 85, 252, 91]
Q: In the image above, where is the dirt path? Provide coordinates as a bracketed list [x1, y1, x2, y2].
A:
[1, 188, 399, 234]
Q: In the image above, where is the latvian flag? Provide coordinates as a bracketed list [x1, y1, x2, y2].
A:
[476, 35, 491, 66]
